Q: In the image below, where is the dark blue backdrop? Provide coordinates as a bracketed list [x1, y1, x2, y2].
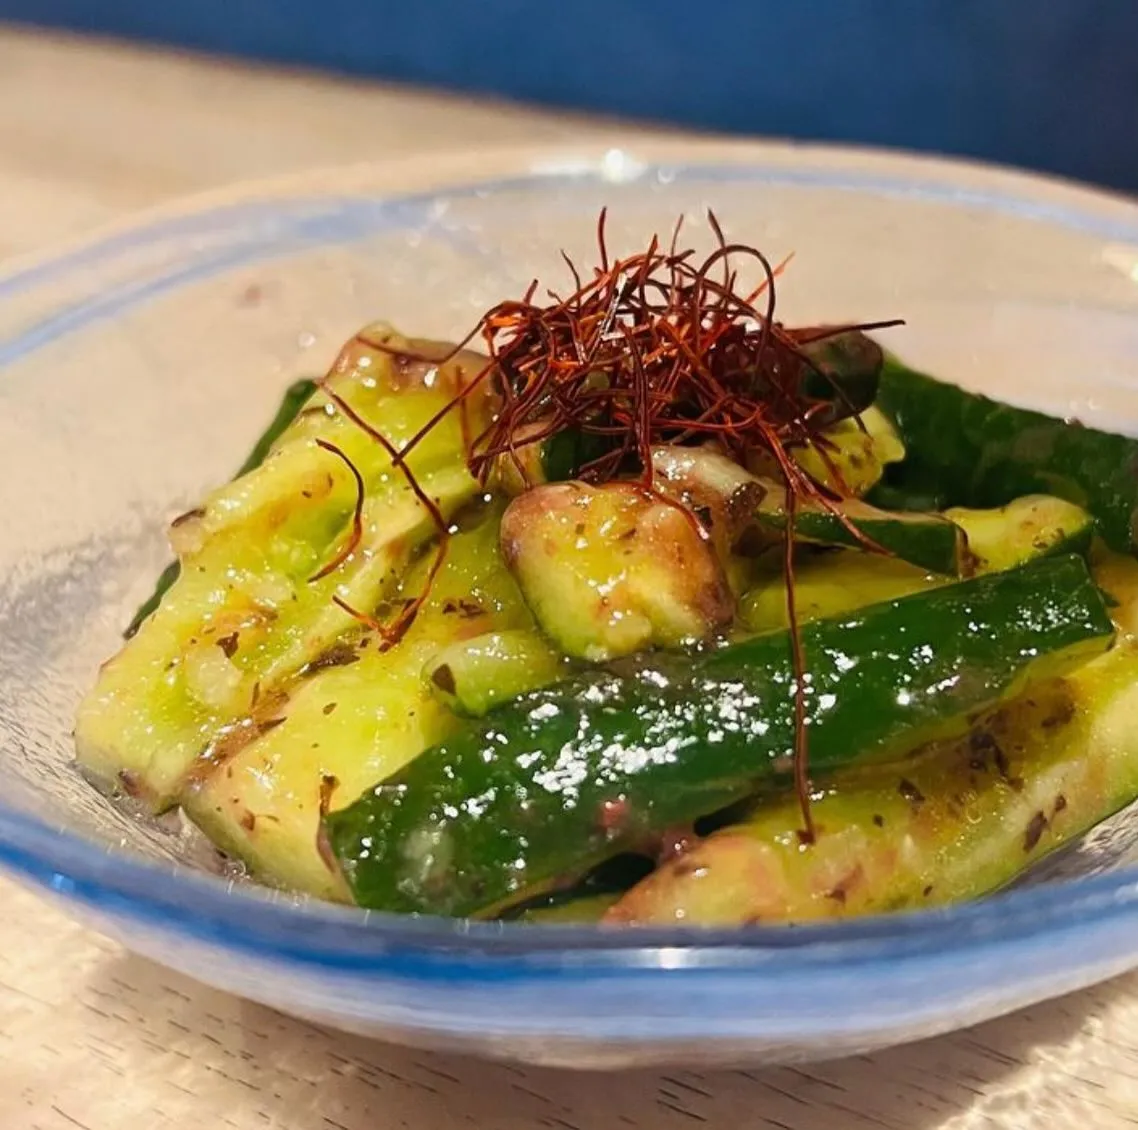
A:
[6, 1, 1138, 193]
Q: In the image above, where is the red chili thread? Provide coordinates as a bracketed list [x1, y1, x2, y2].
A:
[314, 385, 451, 653]
[306, 211, 903, 832]
[308, 439, 365, 583]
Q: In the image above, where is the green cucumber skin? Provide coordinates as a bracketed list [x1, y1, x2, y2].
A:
[764, 508, 964, 575]
[540, 429, 615, 483]
[124, 378, 318, 638]
[233, 378, 320, 478]
[326, 554, 1113, 917]
[123, 559, 182, 641]
[872, 359, 1138, 553]
[801, 511, 962, 574]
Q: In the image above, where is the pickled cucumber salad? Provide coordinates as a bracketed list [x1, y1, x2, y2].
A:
[76, 212, 1138, 926]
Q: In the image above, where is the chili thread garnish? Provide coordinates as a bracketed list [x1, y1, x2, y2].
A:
[309, 210, 902, 833]
[315, 385, 451, 653]
[308, 439, 366, 582]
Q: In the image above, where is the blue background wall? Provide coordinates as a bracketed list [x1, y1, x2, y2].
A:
[5, 0, 1138, 193]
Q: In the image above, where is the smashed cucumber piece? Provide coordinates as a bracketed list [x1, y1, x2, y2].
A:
[610, 554, 1138, 925]
[739, 551, 943, 633]
[754, 484, 1094, 579]
[500, 480, 734, 661]
[871, 353, 1138, 553]
[948, 495, 1094, 574]
[75, 328, 492, 810]
[791, 405, 905, 496]
[124, 378, 320, 639]
[650, 444, 963, 576]
[754, 482, 967, 575]
[179, 503, 533, 899]
[326, 554, 1113, 917]
[740, 493, 1095, 632]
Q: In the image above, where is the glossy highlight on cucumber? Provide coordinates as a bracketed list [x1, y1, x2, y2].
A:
[326, 554, 1112, 917]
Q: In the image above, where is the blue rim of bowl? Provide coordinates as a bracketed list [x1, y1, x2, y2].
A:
[5, 150, 1138, 981]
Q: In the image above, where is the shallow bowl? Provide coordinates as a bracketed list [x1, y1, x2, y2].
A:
[5, 139, 1138, 1068]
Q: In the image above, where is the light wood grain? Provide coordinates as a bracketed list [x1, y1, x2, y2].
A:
[2, 23, 1138, 1129]
[0, 25, 627, 258]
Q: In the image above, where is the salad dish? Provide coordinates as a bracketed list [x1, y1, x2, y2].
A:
[76, 212, 1138, 930]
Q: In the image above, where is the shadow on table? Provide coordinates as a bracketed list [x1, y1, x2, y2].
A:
[87, 949, 1126, 1130]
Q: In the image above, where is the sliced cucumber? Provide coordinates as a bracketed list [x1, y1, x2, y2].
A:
[746, 404, 905, 499]
[499, 480, 734, 661]
[793, 405, 906, 496]
[124, 378, 319, 640]
[741, 493, 1097, 633]
[651, 444, 963, 576]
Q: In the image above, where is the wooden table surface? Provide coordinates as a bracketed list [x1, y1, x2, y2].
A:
[2, 24, 1138, 1130]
